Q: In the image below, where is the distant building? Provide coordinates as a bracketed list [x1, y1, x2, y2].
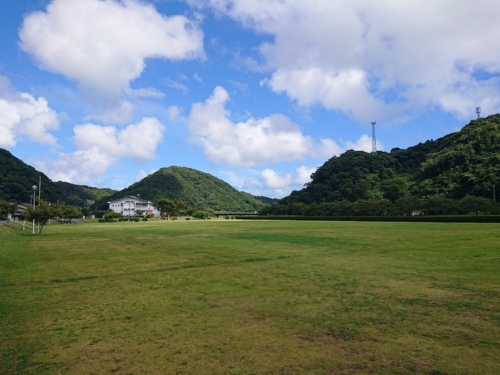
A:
[13, 203, 29, 221]
[108, 196, 160, 217]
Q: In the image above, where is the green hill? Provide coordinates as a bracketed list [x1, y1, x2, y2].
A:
[54, 181, 117, 206]
[97, 166, 266, 212]
[261, 114, 500, 215]
[0, 148, 65, 203]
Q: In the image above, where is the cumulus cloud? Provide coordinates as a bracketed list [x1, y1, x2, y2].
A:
[34, 147, 117, 185]
[19, 0, 204, 97]
[73, 117, 166, 161]
[261, 168, 292, 189]
[135, 168, 159, 182]
[260, 166, 316, 197]
[198, 0, 500, 123]
[35, 117, 165, 184]
[255, 134, 384, 196]
[186, 86, 339, 166]
[343, 134, 384, 153]
[0, 76, 59, 148]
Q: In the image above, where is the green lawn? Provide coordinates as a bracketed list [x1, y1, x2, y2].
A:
[1, 220, 499, 374]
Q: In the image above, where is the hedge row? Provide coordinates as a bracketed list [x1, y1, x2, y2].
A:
[234, 215, 500, 223]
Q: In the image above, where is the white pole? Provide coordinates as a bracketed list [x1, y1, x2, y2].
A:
[32, 187, 36, 234]
[23, 221, 25, 231]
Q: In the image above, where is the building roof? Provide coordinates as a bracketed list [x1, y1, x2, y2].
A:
[107, 196, 153, 204]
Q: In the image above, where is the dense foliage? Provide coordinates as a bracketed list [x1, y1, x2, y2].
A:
[262, 115, 500, 216]
[22, 201, 81, 234]
[54, 181, 116, 206]
[0, 199, 17, 219]
[0, 148, 65, 203]
[96, 166, 266, 212]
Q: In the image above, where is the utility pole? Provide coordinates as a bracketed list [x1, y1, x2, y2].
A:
[476, 107, 481, 119]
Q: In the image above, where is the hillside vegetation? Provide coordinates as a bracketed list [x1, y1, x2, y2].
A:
[0, 148, 65, 203]
[54, 181, 116, 206]
[97, 166, 266, 212]
[262, 114, 500, 215]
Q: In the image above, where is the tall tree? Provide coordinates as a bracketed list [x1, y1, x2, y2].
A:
[173, 199, 186, 217]
[22, 200, 53, 234]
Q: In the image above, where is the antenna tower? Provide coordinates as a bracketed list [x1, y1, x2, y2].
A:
[371, 121, 377, 154]
[476, 107, 481, 119]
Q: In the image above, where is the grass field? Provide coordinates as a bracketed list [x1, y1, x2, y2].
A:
[1, 220, 499, 374]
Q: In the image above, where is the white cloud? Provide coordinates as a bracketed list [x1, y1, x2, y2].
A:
[126, 87, 166, 99]
[34, 147, 117, 185]
[259, 165, 316, 197]
[19, 0, 204, 97]
[295, 165, 316, 185]
[135, 168, 158, 182]
[343, 134, 384, 153]
[186, 86, 340, 166]
[35, 117, 165, 184]
[0, 76, 59, 148]
[167, 105, 183, 121]
[261, 166, 316, 190]
[261, 168, 292, 189]
[199, 0, 500, 123]
[165, 78, 189, 94]
[193, 73, 203, 82]
[86, 100, 135, 124]
[74, 117, 166, 161]
[228, 80, 248, 93]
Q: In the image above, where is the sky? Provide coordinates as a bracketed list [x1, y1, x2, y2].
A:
[1, 0, 500, 198]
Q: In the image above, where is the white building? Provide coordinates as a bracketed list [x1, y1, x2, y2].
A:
[108, 196, 160, 217]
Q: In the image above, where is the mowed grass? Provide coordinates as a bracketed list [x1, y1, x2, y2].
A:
[1, 220, 499, 375]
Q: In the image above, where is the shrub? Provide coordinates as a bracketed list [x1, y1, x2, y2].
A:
[185, 217, 191, 220]
[98, 218, 105, 223]
[234, 215, 500, 223]
[142, 218, 148, 221]
[171, 217, 178, 221]
[132, 217, 140, 222]
[224, 216, 230, 219]
[118, 217, 128, 222]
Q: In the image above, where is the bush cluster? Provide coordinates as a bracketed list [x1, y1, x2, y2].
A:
[260, 196, 500, 217]
[237, 215, 500, 223]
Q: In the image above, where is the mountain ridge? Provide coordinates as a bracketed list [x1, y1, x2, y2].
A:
[95, 166, 266, 212]
[261, 114, 500, 215]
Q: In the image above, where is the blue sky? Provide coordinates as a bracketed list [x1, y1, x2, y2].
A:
[1, 0, 499, 198]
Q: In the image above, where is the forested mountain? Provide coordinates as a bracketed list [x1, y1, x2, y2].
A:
[261, 114, 500, 216]
[96, 166, 266, 212]
[0, 148, 65, 203]
[54, 181, 116, 206]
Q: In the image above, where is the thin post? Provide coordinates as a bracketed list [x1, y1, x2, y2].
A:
[494, 185, 496, 205]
